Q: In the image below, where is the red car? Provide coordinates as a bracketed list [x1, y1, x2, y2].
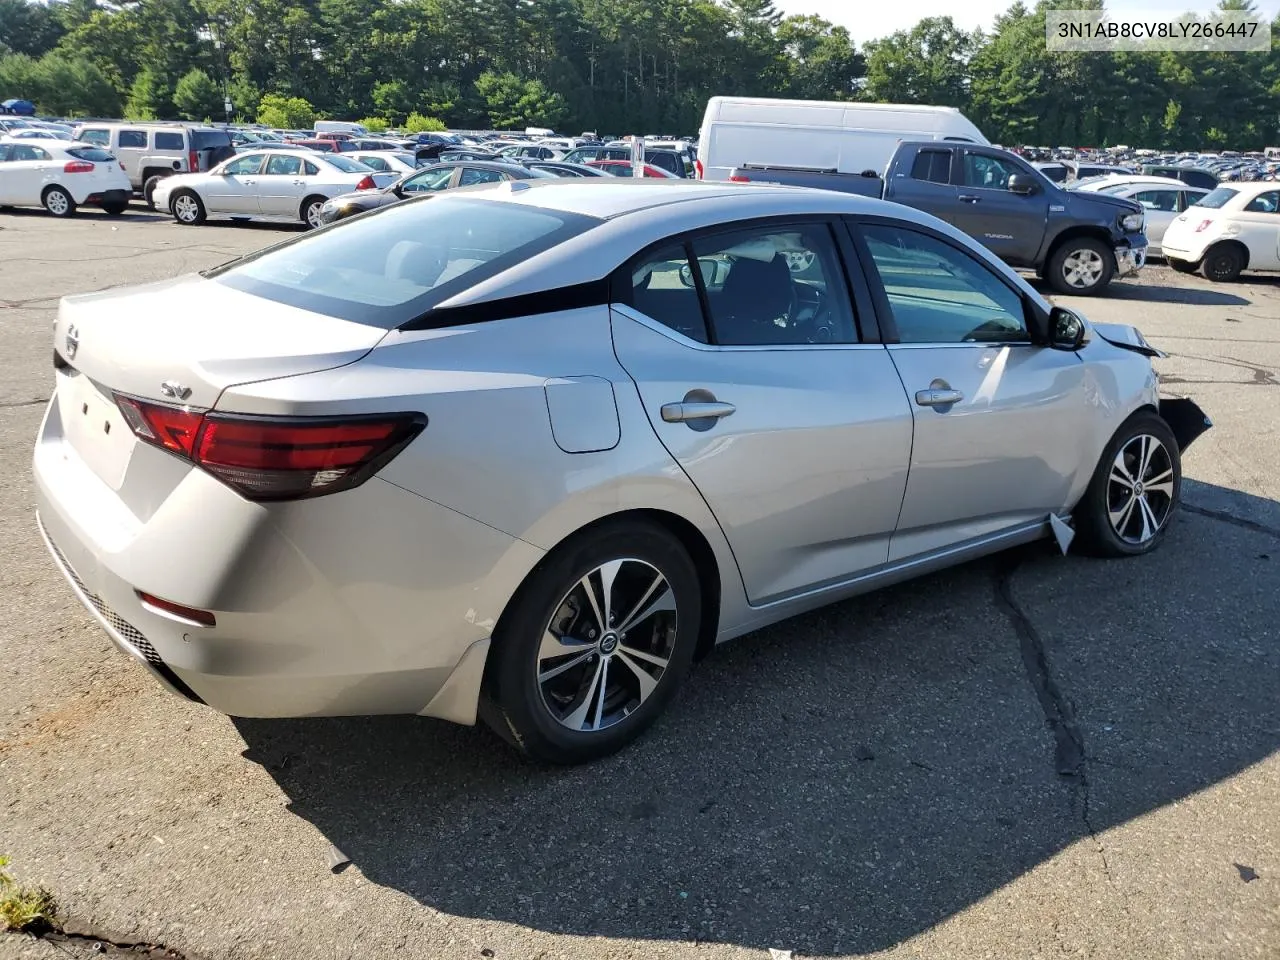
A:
[291, 138, 357, 153]
[585, 160, 680, 178]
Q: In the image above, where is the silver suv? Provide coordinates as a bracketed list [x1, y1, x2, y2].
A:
[74, 122, 235, 208]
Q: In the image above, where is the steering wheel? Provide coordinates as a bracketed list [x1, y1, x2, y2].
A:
[784, 249, 816, 274]
[790, 283, 836, 343]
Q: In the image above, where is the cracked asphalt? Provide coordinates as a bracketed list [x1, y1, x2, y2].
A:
[1, 209, 1278, 960]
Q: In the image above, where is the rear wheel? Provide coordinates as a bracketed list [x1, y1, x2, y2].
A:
[42, 186, 76, 218]
[1047, 237, 1113, 295]
[1073, 410, 1181, 558]
[300, 195, 327, 229]
[143, 175, 168, 210]
[483, 520, 701, 764]
[1200, 244, 1244, 283]
[171, 190, 206, 225]
[103, 201, 127, 216]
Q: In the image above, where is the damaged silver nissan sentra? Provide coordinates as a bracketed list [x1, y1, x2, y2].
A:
[33, 180, 1211, 764]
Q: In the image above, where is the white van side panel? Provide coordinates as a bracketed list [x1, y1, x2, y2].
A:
[697, 96, 988, 182]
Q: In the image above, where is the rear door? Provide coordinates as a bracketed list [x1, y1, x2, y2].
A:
[851, 218, 1091, 562]
[610, 219, 915, 604]
[204, 152, 265, 214]
[886, 147, 962, 224]
[950, 149, 1050, 265]
[1239, 189, 1280, 269]
[257, 153, 307, 215]
[0, 143, 17, 203]
[6, 143, 53, 201]
[1131, 187, 1181, 251]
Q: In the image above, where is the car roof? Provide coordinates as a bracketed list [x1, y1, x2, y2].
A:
[1210, 180, 1279, 196]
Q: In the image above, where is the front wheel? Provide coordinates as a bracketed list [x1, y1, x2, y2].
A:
[42, 186, 76, 218]
[143, 175, 168, 210]
[1073, 410, 1181, 557]
[483, 521, 702, 764]
[1047, 237, 1114, 295]
[171, 190, 206, 225]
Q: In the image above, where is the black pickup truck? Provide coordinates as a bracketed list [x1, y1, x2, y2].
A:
[729, 142, 1148, 296]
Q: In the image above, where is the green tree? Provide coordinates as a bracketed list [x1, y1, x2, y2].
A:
[173, 67, 222, 120]
[475, 71, 568, 129]
[257, 92, 316, 128]
[402, 111, 446, 133]
[126, 67, 167, 119]
[863, 16, 979, 107]
[776, 14, 863, 100]
[358, 116, 389, 132]
[0, 0, 65, 57]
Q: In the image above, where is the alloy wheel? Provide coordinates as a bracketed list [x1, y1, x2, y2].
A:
[537, 558, 678, 733]
[45, 190, 69, 216]
[1107, 434, 1175, 544]
[174, 195, 200, 223]
[305, 201, 325, 228]
[1062, 248, 1104, 289]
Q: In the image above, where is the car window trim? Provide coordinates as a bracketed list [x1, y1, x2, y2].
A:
[845, 215, 1040, 347]
[611, 215, 873, 349]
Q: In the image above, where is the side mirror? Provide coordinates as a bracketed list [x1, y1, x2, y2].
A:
[1048, 306, 1088, 351]
[1008, 174, 1038, 195]
[678, 258, 722, 288]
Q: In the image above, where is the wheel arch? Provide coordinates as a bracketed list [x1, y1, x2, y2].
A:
[1203, 238, 1250, 270]
[1044, 225, 1114, 264]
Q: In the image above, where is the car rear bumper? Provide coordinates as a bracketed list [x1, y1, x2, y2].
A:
[32, 395, 543, 723]
[84, 189, 129, 208]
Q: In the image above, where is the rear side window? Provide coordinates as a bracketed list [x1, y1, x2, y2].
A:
[323, 154, 371, 173]
[118, 129, 146, 148]
[209, 196, 602, 328]
[303, 160, 319, 175]
[1244, 191, 1280, 213]
[910, 150, 952, 184]
[155, 132, 184, 150]
[78, 129, 110, 147]
[192, 130, 232, 150]
[66, 147, 116, 162]
[629, 245, 709, 343]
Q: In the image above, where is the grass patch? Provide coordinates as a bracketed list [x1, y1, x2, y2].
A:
[0, 856, 57, 934]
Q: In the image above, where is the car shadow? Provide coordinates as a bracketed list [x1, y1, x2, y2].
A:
[233, 480, 1280, 955]
[0, 205, 169, 224]
[1027, 275, 1254, 306]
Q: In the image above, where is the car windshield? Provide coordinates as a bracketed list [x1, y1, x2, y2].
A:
[206, 196, 602, 328]
[322, 154, 374, 173]
[1194, 187, 1238, 209]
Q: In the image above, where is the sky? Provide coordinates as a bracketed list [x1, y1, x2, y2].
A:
[773, 0, 1280, 44]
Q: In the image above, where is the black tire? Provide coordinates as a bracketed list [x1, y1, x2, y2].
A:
[483, 520, 702, 764]
[1167, 257, 1197, 274]
[42, 185, 76, 218]
[103, 202, 127, 216]
[1073, 410, 1181, 558]
[300, 195, 327, 229]
[1199, 243, 1244, 283]
[1047, 236, 1114, 296]
[170, 190, 206, 226]
[143, 175, 168, 210]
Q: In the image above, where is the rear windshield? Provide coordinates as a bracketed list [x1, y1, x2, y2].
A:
[1194, 187, 1238, 208]
[192, 129, 232, 149]
[207, 196, 602, 328]
[66, 146, 116, 162]
[321, 154, 372, 173]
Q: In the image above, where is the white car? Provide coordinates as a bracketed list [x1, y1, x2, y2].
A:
[1073, 175, 1211, 256]
[0, 138, 131, 217]
[344, 150, 419, 181]
[8, 128, 74, 141]
[152, 148, 380, 229]
[1162, 181, 1280, 281]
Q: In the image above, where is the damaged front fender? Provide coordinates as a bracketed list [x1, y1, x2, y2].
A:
[1160, 397, 1213, 452]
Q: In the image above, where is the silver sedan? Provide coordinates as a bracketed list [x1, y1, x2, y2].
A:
[33, 181, 1210, 764]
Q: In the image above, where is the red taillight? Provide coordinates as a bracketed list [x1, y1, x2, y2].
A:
[1195, 219, 1213, 232]
[727, 174, 749, 182]
[188, 149, 199, 171]
[137, 591, 216, 627]
[694, 158, 704, 179]
[63, 161, 94, 173]
[113, 395, 425, 500]
[354, 175, 375, 191]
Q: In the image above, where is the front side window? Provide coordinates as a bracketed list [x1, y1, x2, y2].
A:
[223, 154, 265, 175]
[78, 129, 110, 147]
[118, 129, 146, 148]
[458, 167, 504, 186]
[401, 166, 455, 193]
[961, 153, 1020, 191]
[861, 224, 1029, 344]
[265, 154, 303, 176]
[911, 150, 953, 185]
[1244, 190, 1280, 213]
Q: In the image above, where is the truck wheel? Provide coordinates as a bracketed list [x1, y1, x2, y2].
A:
[143, 175, 168, 210]
[1167, 258, 1197, 274]
[1199, 244, 1244, 283]
[1047, 238, 1114, 296]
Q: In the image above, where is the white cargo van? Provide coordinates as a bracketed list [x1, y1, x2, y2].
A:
[696, 96, 988, 181]
[314, 120, 369, 136]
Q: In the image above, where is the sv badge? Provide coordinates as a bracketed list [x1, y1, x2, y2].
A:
[160, 380, 192, 401]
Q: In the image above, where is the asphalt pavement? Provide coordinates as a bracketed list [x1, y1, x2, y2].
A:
[1, 208, 1277, 960]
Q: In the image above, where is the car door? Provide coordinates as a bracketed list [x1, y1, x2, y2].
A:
[1239, 190, 1280, 269]
[5, 143, 53, 202]
[610, 219, 915, 604]
[113, 128, 147, 184]
[0, 142, 15, 203]
[1131, 187, 1181, 252]
[885, 147, 963, 225]
[951, 149, 1051, 266]
[257, 153, 307, 215]
[851, 219, 1092, 562]
[398, 165, 458, 195]
[457, 166, 505, 188]
[204, 152, 266, 214]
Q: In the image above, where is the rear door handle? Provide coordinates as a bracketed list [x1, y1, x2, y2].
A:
[958, 194, 980, 203]
[661, 401, 736, 423]
[915, 388, 964, 407]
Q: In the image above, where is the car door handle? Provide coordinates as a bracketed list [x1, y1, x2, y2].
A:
[292, 179, 306, 185]
[958, 194, 980, 203]
[242, 178, 256, 185]
[661, 401, 736, 423]
[915, 388, 964, 407]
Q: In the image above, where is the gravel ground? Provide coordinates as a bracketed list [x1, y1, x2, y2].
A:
[1, 207, 1278, 960]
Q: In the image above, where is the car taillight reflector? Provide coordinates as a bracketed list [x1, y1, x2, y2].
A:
[112, 395, 426, 501]
[63, 161, 94, 173]
[727, 175, 749, 182]
[1195, 219, 1213, 232]
[354, 175, 375, 191]
[137, 591, 216, 627]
